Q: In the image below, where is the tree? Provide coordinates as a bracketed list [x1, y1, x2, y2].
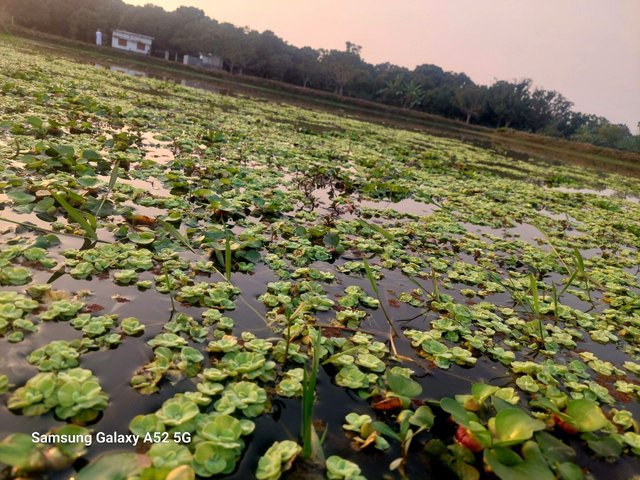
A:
[378, 76, 405, 106]
[292, 47, 320, 88]
[487, 79, 532, 128]
[320, 42, 365, 96]
[216, 24, 255, 74]
[527, 89, 573, 133]
[248, 30, 292, 80]
[454, 84, 486, 124]
[68, 8, 100, 42]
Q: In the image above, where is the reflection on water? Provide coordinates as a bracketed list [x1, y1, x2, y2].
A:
[461, 221, 548, 248]
[110, 65, 148, 78]
[140, 131, 175, 166]
[552, 186, 640, 203]
[359, 197, 439, 216]
[180, 78, 219, 94]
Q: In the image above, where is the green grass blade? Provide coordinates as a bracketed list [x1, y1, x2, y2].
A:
[225, 234, 232, 282]
[160, 220, 196, 254]
[302, 328, 321, 460]
[96, 160, 119, 217]
[51, 191, 96, 239]
[357, 218, 395, 242]
[362, 257, 379, 295]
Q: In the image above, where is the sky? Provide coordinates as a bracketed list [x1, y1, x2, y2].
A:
[123, 0, 640, 131]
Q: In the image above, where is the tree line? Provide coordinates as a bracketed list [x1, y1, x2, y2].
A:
[2, 0, 638, 152]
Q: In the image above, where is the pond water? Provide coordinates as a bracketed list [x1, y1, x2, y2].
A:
[551, 186, 640, 203]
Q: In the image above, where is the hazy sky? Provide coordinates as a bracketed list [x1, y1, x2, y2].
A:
[124, 0, 639, 131]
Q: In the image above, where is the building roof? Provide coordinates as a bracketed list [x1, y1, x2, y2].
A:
[112, 30, 154, 41]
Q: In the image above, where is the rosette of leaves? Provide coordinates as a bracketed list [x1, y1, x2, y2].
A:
[39, 300, 84, 321]
[0, 293, 39, 342]
[27, 340, 81, 371]
[202, 309, 234, 331]
[413, 338, 476, 369]
[155, 395, 200, 429]
[21, 247, 57, 268]
[338, 285, 379, 309]
[113, 269, 138, 285]
[325, 455, 367, 480]
[0, 266, 32, 286]
[121, 317, 145, 336]
[255, 440, 302, 480]
[0, 425, 91, 476]
[132, 335, 204, 394]
[129, 413, 166, 437]
[207, 335, 240, 353]
[8, 368, 108, 422]
[291, 267, 335, 282]
[216, 351, 277, 381]
[241, 332, 273, 354]
[192, 413, 255, 476]
[54, 368, 109, 422]
[164, 312, 207, 342]
[214, 381, 269, 417]
[177, 347, 205, 377]
[276, 368, 304, 397]
[335, 309, 368, 328]
[343, 413, 390, 451]
[272, 340, 307, 364]
[175, 282, 239, 309]
[7, 372, 58, 416]
[335, 365, 378, 390]
[147, 441, 193, 470]
[70, 314, 118, 339]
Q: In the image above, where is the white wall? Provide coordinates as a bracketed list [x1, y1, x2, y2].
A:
[111, 35, 151, 55]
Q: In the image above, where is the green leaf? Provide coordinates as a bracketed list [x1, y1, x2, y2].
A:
[484, 442, 555, 480]
[51, 145, 75, 157]
[77, 452, 148, 479]
[323, 232, 340, 248]
[440, 397, 474, 427]
[51, 191, 96, 239]
[357, 219, 395, 241]
[534, 431, 576, 465]
[386, 370, 422, 398]
[77, 176, 100, 188]
[26, 116, 43, 129]
[128, 231, 155, 245]
[6, 190, 36, 205]
[564, 399, 608, 432]
[82, 149, 101, 161]
[371, 421, 401, 442]
[409, 405, 435, 430]
[161, 220, 196, 253]
[0, 433, 42, 469]
[493, 408, 545, 446]
[556, 462, 585, 480]
[471, 383, 499, 403]
[583, 433, 623, 459]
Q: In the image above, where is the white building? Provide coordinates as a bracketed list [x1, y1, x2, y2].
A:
[184, 53, 224, 70]
[111, 30, 153, 55]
